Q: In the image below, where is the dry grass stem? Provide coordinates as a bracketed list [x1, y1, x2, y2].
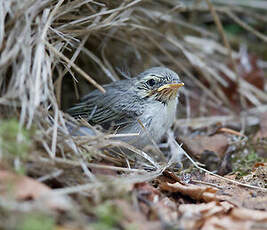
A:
[1, 1, 267, 227]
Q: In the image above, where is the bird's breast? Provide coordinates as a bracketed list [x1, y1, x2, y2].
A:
[130, 98, 177, 147]
[145, 98, 177, 138]
[116, 98, 178, 148]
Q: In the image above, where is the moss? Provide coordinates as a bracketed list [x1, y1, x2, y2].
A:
[0, 119, 32, 157]
[0, 119, 33, 173]
[232, 150, 264, 177]
[92, 201, 123, 230]
[18, 213, 54, 230]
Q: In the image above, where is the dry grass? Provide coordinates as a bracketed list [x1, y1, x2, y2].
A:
[0, 0, 267, 228]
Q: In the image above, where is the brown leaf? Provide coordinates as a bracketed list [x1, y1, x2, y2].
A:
[179, 201, 232, 216]
[0, 170, 50, 200]
[231, 208, 267, 221]
[0, 170, 71, 211]
[160, 182, 219, 202]
[180, 134, 228, 159]
[134, 182, 161, 203]
[114, 200, 162, 230]
[152, 197, 178, 224]
[201, 173, 267, 210]
[178, 201, 233, 230]
[202, 215, 251, 230]
[179, 201, 267, 230]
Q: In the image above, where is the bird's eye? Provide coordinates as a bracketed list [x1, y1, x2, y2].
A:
[147, 79, 156, 87]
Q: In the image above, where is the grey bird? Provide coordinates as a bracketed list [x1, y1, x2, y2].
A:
[67, 67, 184, 148]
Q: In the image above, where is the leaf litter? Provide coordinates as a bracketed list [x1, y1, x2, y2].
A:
[0, 0, 267, 229]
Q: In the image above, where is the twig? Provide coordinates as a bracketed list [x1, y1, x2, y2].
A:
[141, 30, 222, 105]
[38, 156, 147, 173]
[191, 179, 222, 190]
[217, 127, 245, 137]
[55, 34, 90, 106]
[168, 133, 267, 192]
[37, 169, 63, 182]
[223, 10, 267, 43]
[44, 40, 106, 93]
[41, 0, 65, 40]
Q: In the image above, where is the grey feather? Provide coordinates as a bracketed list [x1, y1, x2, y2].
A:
[67, 78, 145, 130]
[67, 67, 183, 148]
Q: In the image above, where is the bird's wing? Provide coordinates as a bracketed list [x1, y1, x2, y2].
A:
[67, 81, 144, 130]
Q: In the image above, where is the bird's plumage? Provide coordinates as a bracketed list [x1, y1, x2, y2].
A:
[67, 67, 183, 148]
[68, 78, 144, 130]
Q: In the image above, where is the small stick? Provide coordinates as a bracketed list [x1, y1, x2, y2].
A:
[44, 41, 106, 93]
[217, 127, 245, 137]
[223, 10, 267, 43]
[191, 179, 222, 190]
[38, 156, 146, 173]
[184, 145, 267, 192]
[168, 133, 267, 192]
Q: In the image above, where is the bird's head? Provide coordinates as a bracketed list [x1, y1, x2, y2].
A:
[135, 67, 184, 104]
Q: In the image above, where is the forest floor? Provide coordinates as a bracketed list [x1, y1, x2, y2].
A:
[0, 1, 267, 230]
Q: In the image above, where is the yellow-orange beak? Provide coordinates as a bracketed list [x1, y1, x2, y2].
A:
[157, 82, 184, 92]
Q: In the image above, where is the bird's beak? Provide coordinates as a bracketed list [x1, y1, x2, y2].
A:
[157, 82, 184, 92]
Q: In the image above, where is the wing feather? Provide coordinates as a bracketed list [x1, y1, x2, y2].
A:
[67, 79, 144, 130]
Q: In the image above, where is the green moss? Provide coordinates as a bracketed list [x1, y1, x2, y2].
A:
[0, 119, 33, 172]
[0, 119, 34, 174]
[18, 213, 54, 230]
[92, 202, 123, 230]
[232, 151, 264, 177]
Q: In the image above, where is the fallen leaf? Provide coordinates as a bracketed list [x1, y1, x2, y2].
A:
[179, 201, 267, 230]
[231, 208, 267, 221]
[202, 215, 251, 230]
[178, 201, 232, 216]
[160, 182, 220, 202]
[113, 200, 162, 230]
[178, 201, 231, 230]
[0, 170, 71, 211]
[152, 197, 178, 223]
[201, 173, 267, 210]
[180, 134, 228, 160]
[134, 182, 161, 203]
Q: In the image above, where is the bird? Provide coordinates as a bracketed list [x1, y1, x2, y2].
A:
[67, 67, 184, 148]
